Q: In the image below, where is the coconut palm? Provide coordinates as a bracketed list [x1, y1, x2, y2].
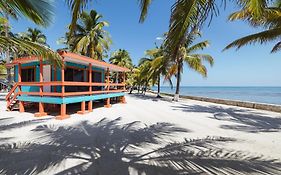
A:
[145, 47, 172, 97]
[17, 28, 48, 45]
[167, 30, 214, 101]
[137, 58, 153, 94]
[138, 0, 275, 59]
[69, 10, 111, 60]
[109, 49, 133, 69]
[127, 67, 141, 94]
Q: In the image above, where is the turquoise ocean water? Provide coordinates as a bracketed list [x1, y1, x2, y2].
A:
[151, 86, 281, 105]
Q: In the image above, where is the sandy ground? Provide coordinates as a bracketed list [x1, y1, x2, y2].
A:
[1, 92, 281, 174]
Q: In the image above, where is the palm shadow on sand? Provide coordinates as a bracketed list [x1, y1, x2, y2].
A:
[172, 103, 281, 133]
[0, 117, 281, 174]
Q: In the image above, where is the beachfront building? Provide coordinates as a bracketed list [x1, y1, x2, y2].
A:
[5, 51, 129, 120]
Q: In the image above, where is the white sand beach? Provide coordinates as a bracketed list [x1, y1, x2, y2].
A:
[1, 92, 281, 174]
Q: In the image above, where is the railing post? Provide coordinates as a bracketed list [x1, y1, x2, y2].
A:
[88, 63, 93, 112]
[35, 57, 47, 117]
[61, 60, 65, 96]
[53, 64, 57, 92]
[104, 68, 111, 108]
[18, 63, 25, 111]
[121, 71, 126, 104]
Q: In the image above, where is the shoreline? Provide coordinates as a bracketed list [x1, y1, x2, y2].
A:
[149, 90, 281, 113]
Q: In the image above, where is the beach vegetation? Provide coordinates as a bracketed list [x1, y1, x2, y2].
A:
[67, 10, 111, 60]
[167, 29, 214, 101]
[109, 49, 133, 69]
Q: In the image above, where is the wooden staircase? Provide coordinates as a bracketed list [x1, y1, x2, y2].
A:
[6, 83, 19, 111]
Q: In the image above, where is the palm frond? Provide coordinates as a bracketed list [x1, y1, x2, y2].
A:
[0, 36, 62, 66]
[271, 41, 281, 53]
[138, 57, 152, 66]
[165, 0, 218, 58]
[184, 55, 208, 77]
[224, 27, 281, 51]
[190, 53, 214, 66]
[138, 0, 153, 23]
[0, 0, 54, 27]
[66, 0, 91, 34]
[187, 40, 210, 53]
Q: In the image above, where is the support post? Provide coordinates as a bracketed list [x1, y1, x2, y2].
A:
[18, 63, 25, 112]
[56, 104, 69, 120]
[77, 101, 89, 114]
[88, 101, 93, 112]
[61, 61, 65, 96]
[121, 71, 126, 104]
[19, 101, 24, 113]
[104, 68, 111, 108]
[53, 64, 57, 92]
[35, 58, 47, 117]
[88, 63, 93, 112]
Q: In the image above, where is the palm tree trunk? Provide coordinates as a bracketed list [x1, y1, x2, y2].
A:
[4, 13, 11, 84]
[156, 75, 161, 98]
[129, 86, 133, 94]
[174, 63, 181, 101]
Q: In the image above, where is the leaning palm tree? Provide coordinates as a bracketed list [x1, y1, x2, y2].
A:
[145, 47, 172, 97]
[167, 30, 214, 101]
[69, 10, 111, 60]
[109, 49, 133, 69]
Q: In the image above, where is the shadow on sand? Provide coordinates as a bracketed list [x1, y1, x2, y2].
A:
[129, 93, 173, 102]
[172, 103, 281, 133]
[0, 117, 280, 174]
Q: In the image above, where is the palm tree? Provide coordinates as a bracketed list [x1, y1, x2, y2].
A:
[109, 49, 133, 69]
[145, 47, 172, 97]
[224, 1, 281, 52]
[137, 57, 153, 94]
[69, 10, 111, 60]
[167, 30, 214, 101]
[137, 0, 274, 60]
[18, 28, 48, 45]
[127, 67, 141, 94]
[0, 0, 61, 83]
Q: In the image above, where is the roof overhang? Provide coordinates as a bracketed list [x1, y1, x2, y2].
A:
[6, 51, 130, 72]
[60, 51, 130, 72]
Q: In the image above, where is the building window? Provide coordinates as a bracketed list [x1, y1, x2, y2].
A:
[92, 71, 102, 82]
[21, 68, 35, 82]
[65, 68, 84, 82]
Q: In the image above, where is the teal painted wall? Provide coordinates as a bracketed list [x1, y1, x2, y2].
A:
[14, 65, 18, 82]
[18, 62, 40, 92]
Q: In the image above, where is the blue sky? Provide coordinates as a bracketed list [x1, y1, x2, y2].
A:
[10, 0, 281, 86]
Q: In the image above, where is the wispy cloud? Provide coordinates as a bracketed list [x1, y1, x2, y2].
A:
[156, 37, 163, 40]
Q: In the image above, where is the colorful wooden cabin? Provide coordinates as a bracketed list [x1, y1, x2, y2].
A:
[5, 51, 129, 120]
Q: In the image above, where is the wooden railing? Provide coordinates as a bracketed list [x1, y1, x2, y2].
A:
[6, 83, 18, 101]
[12, 81, 126, 97]
[6, 83, 19, 109]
